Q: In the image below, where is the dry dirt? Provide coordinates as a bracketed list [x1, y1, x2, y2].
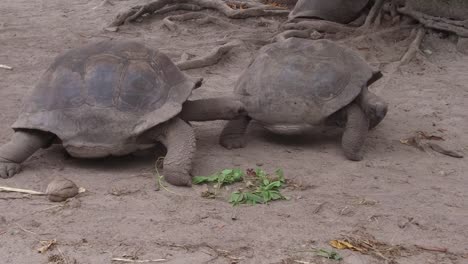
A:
[0, 1, 467, 264]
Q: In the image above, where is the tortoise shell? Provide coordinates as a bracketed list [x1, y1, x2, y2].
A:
[289, 0, 369, 24]
[234, 38, 375, 129]
[12, 41, 196, 157]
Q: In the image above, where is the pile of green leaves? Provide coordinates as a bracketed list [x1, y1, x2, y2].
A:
[193, 168, 287, 206]
[192, 168, 244, 187]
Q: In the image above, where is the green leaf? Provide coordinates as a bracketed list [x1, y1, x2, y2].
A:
[261, 190, 271, 202]
[269, 191, 283, 200]
[265, 181, 281, 190]
[275, 168, 285, 182]
[316, 249, 342, 261]
[255, 168, 267, 178]
[245, 192, 263, 204]
[192, 175, 219, 184]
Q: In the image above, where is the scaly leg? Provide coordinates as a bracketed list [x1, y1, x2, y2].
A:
[158, 118, 196, 186]
[219, 116, 251, 149]
[341, 104, 369, 161]
[0, 130, 54, 178]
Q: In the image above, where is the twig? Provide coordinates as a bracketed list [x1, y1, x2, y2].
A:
[15, 223, 39, 236]
[111, 257, 167, 263]
[0, 186, 45, 195]
[176, 40, 241, 70]
[415, 244, 448, 253]
[312, 202, 326, 214]
[428, 142, 464, 158]
[0, 64, 13, 70]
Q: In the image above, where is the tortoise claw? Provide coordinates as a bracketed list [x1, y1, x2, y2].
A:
[0, 158, 21, 179]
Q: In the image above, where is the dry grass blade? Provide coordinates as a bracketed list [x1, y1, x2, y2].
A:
[37, 239, 57, 253]
[111, 257, 167, 263]
[338, 233, 406, 262]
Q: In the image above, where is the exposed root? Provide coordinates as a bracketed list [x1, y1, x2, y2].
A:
[176, 40, 241, 70]
[361, 0, 385, 30]
[398, 7, 468, 37]
[397, 27, 426, 68]
[109, 0, 289, 28]
[282, 20, 354, 34]
[154, 4, 202, 15]
[163, 12, 238, 31]
[340, 24, 413, 43]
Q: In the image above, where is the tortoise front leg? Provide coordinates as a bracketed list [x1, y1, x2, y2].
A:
[0, 130, 54, 178]
[357, 86, 388, 129]
[179, 97, 245, 122]
[219, 116, 251, 149]
[341, 104, 369, 161]
[158, 118, 196, 186]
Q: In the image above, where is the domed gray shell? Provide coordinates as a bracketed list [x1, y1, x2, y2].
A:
[289, 0, 369, 24]
[234, 38, 375, 126]
[12, 41, 196, 147]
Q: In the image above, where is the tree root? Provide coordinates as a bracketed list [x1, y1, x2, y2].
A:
[176, 40, 241, 70]
[163, 12, 238, 31]
[109, 0, 289, 28]
[282, 20, 353, 34]
[397, 27, 426, 68]
[361, 0, 385, 30]
[398, 7, 468, 37]
[154, 4, 202, 15]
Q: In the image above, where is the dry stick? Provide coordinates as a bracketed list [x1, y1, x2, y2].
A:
[176, 40, 241, 70]
[0, 64, 13, 70]
[163, 12, 237, 31]
[398, 7, 468, 37]
[398, 27, 425, 67]
[111, 257, 167, 263]
[0, 186, 45, 195]
[109, 0, 289, 27]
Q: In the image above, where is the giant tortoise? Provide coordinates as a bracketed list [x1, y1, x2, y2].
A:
[289, 0, 370, 24]
[220, 38, 387, 161]
[0, 40, 244, 186]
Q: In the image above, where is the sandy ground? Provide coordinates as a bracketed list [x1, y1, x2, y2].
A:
[0, 1, 467, 263]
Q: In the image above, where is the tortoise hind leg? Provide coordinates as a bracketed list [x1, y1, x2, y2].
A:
[0, 130, 54, 178]
[341, 104, 369, 161]
[220, 116, 251, 149]
[158, 118, 196, 186]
